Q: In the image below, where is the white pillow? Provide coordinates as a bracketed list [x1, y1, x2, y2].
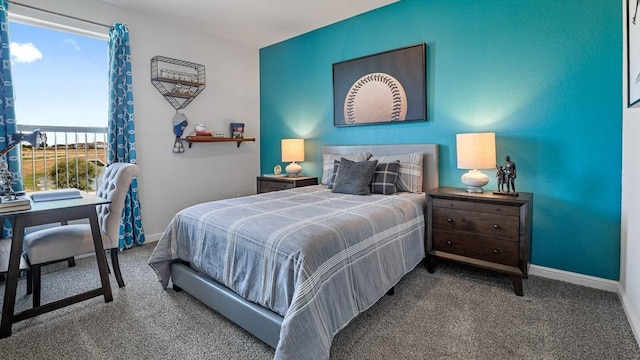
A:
[370, 151, 423, 193]
[321, 152, 371, 185]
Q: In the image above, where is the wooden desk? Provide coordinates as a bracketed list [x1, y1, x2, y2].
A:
[0, 192, 112, 338]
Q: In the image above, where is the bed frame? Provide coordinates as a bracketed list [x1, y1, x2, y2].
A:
[170, 144, 439, 349]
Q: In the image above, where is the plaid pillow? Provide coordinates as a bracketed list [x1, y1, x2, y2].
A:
[327, 159, 341, 189]
[371, 161, 401, 195]
[370, 152, 423, 193]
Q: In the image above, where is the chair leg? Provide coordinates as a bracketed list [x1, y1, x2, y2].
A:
[105, 254, 111, 274]
[32, 264, 41, 308]
[67, 257, 76, 267]
[26, 269, 33, 295]
[110, 249, 125, 288]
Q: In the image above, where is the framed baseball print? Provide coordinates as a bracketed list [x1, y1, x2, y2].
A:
[333, 43, 426, 126]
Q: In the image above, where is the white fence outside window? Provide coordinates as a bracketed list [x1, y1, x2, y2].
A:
[16, 125, 108, 193]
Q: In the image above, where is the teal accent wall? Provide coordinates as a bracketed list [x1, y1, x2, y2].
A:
[259, 0, 622, 280]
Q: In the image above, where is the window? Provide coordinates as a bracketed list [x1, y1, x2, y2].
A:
[9, 21, 108, 129]
[8, 20, 109, 192]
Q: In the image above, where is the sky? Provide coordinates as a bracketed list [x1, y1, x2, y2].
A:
[8, 21, 108, 129]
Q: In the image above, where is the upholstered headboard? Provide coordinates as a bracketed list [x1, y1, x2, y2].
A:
[322, 144, 439, 192]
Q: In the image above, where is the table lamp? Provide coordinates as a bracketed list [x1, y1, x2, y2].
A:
[281, 138, 304, 177]
[456, 132, 496, 193]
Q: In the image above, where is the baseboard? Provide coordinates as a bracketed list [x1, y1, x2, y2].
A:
[618, 286, 640, 346]
[144, 233, 161, 244]
[529, 264, 618, 292]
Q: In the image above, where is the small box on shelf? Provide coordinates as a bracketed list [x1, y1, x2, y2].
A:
[230, 123, 244, 138]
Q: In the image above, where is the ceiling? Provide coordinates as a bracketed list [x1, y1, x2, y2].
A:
[99, 0, 398, 48]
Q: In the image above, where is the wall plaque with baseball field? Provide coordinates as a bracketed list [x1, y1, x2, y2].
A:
[332, 43, 426, 127]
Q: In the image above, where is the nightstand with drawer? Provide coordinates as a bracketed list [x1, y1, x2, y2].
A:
[426, 187, 533, 296]
[256, 176, 318, 194]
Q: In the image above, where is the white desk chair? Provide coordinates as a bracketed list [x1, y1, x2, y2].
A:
[0, 237, 29, 281]
[22, 163, 140, 307]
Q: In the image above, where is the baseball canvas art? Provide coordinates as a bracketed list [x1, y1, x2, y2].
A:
[333, 43, 426, 126]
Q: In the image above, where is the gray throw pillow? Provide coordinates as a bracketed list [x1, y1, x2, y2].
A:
[331, 157, 378, 195]
[321, 152, 372, 185]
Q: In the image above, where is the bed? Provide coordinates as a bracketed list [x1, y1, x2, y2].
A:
[149, 144, 439, 359]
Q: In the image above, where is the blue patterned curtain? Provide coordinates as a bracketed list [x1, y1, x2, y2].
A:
[108, 23, 145, 250]
[0, 1, 23, 237]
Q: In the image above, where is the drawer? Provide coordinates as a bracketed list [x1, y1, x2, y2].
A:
[432, 230, 519, 267]
[431, 207, 520, 241]
[432, 198, 520, 216]
[293, 178, 318, 187]
[259, 181, 293, 193]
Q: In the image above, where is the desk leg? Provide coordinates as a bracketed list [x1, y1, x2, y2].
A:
[88, 211, 113, 303]
[0, 218, 25, 338]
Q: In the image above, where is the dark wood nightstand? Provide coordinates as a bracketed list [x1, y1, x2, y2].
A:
[256, 176, 318, 194]
[426, 187, 533, 296]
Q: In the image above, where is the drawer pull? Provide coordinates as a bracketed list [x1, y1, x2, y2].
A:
[446, 240, 453, 246]
[495, 208, 501, 212]
[447, 218, 453, 223]
[493, 224, 500, 229]
[493, 249, 499, 254]
[449, 203, 454, 207]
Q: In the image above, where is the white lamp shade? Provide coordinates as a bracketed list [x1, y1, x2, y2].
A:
[456, 132, 496, 193]
[456, 132, 496, 170]
[281, 139, 305, 162]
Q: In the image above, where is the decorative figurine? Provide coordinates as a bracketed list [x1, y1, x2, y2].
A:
[0, 161, 17, 201]
[274, 164, 282, 176]
[496, 165, 506, 192]
[493, 155, 518, 196]
[172, 113, 188, 153]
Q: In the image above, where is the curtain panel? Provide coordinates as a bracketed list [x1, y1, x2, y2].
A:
[0, 1, 23, 237]
[108, 23, 145, 250]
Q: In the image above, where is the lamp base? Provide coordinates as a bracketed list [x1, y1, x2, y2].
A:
[285, 162, 302, 177]
[461, 169, 489, 193]
[464, 185, 484, 193]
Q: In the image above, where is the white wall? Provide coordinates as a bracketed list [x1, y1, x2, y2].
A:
[621, 0, 640, 342]
[10, 0, 261, 239]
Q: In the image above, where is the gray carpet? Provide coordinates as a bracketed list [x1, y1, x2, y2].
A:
[1, 243, 638, 360]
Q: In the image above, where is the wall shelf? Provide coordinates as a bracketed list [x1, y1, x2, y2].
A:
[185, 136, 256, 148]
[151, 56, 206, 110]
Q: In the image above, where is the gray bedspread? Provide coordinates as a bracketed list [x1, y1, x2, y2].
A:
[149, 185, 426, 360]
